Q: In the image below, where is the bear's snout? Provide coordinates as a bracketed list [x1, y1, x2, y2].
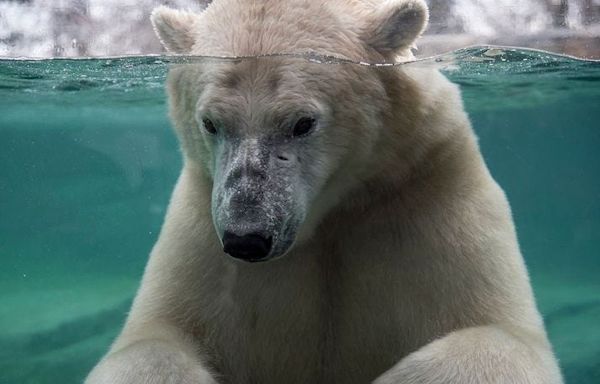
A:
[222, 231, 273, 262]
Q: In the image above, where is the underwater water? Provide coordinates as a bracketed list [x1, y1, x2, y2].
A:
[0, 47, 598, 383]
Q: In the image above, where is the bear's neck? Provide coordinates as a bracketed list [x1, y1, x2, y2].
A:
[320, 123, 485, 240]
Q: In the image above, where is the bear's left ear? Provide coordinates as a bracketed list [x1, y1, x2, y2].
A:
[363, 0, 429, 56]
[151, 6, 199, 53]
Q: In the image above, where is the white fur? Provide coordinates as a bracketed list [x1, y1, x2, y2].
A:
[87, 1, 563, 383]
[150, 6, 198, 53]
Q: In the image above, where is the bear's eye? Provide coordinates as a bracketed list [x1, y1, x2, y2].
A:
[202, 118, 217, 134]
[293, 117, 316, 137]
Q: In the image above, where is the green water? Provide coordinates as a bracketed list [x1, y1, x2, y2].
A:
[0, 47, 598, 383]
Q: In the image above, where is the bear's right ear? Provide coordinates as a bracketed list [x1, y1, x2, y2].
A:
[151, 6, 199, 54]
[363, 0, 429, 56]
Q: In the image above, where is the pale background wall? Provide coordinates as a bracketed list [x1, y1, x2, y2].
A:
[0, 0, 599, 59]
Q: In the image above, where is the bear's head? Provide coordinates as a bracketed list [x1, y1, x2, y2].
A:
[151, 0, 429, 262]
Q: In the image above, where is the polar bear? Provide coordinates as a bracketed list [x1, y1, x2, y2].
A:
[86, 0, 563, 383]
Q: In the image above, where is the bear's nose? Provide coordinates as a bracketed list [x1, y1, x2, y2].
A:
[222, 231, 273, 262]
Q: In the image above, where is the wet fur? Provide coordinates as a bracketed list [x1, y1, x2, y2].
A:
[86, 0, 563, 383]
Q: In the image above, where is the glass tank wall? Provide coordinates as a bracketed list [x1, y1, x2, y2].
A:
[0, 1, 599, 384]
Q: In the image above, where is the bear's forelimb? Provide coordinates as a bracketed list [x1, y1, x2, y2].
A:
[373, 325, 563, 384]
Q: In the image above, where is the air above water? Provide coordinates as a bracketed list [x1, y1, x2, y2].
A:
[0, 47, 598, 383]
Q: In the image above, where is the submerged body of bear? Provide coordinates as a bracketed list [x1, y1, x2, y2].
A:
[87, 0, 563, 383]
